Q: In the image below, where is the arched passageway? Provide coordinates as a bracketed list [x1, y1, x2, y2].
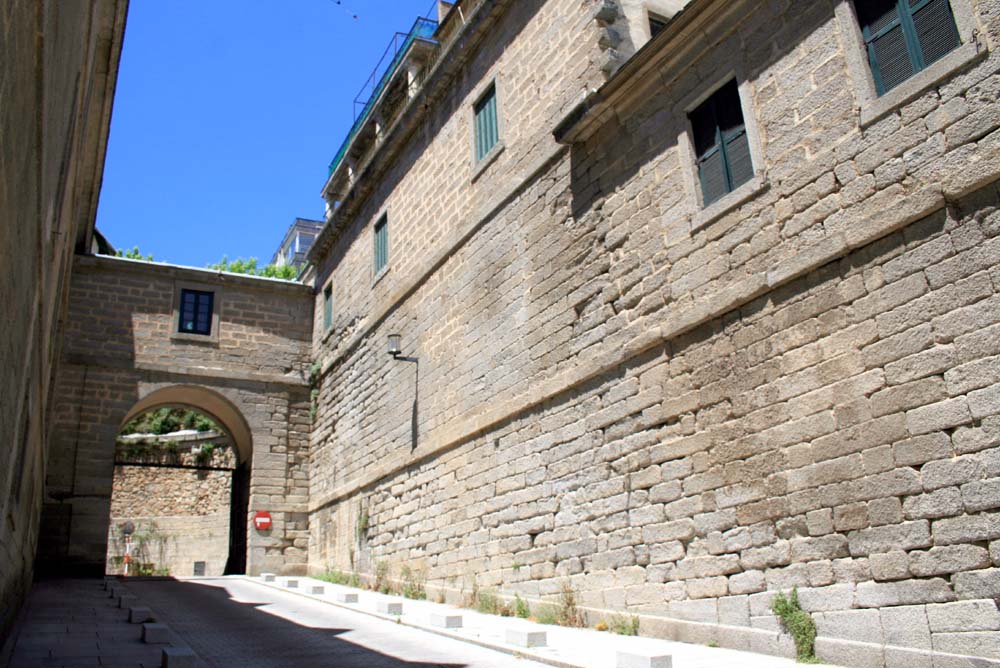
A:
[119, 386, 255, 575]
[107, 388, 253, 576]
[41, 256, 313, 578]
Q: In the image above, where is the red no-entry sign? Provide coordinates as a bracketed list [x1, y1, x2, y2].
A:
[253, 511, 272, 531]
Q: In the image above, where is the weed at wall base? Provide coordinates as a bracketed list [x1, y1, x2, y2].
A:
[771, 588, 818, 663]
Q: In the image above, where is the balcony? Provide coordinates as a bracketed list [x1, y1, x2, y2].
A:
[327, 14, 439, 179]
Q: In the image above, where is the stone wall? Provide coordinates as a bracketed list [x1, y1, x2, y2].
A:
[307, 0, 1000, 665]
[43, 256, 314, 577]
[105, 515, 231, 578]
[0, 0, 127, 646]
[110, 467, 231, 519]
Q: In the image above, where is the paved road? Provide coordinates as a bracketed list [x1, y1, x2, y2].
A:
[126, 577, 548, 668]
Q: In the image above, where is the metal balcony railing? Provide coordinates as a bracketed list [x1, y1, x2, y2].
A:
[327, 14, 439, 177]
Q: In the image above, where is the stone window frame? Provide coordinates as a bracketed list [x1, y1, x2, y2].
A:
[322, 281, 334, 333]
[675, 70, 768, 233]
[372, 211, 391, 286]
[171, 280, 222, 344]
[647, 9, 670, 40]
[470, 75, 505, 182]
[834, 0, 987, 127]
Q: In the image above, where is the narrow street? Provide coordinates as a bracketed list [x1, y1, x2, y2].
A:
[6, 578, 550, 668]
[127, 577, 546, 668]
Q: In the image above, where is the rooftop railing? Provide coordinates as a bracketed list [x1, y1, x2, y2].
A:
[327, 14, 439, 177]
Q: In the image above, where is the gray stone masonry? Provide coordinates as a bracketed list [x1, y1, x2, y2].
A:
[43, 256, 314, 577]
[305, 0, 1000, 667]
[0, 0, 127, 646]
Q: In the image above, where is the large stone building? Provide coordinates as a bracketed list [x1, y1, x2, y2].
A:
[306, 0, 1000, 665]
[3, 0, 1000, 666]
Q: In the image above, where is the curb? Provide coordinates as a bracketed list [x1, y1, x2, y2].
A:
[239, 575, 584, 668]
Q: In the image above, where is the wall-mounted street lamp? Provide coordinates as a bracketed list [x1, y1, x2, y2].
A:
[387, 333, 402, 359]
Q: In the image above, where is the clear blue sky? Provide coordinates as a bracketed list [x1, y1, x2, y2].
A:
[97, 0, 436, 268]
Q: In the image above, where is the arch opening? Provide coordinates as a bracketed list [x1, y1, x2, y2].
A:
[108, 386, 253, 576]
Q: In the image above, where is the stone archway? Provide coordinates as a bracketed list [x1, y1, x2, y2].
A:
[112, 386, 254, 575]
[41, 255, 313, 578]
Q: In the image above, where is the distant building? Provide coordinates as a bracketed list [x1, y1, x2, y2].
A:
[271, 218, 323, 268]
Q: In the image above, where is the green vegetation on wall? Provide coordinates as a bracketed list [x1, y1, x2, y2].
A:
[208, 256, 299, 280]
[120, 407, 218, 436]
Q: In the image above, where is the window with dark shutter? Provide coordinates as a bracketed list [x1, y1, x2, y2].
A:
[179, 289, 214, 335]
[474, 85, 499, 162]
[323, 284, 333, 331]
[855, 0, 961, 95]
[689, 79, 753, 207]
[374, 215, 389, 275]
[648, 12, 669, 38]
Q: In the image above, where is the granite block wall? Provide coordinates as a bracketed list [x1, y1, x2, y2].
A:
[307, 0, 1000, 665]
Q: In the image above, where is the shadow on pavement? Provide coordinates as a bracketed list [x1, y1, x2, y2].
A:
[124, 577, 467, 668]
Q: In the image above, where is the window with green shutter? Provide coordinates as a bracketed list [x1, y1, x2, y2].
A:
[474, 85, 499, 162]
[373, 215, 389, 275]
[689, 79, 754, 207]
[323, 284, 333, 331]
[855, 0, 961, 95]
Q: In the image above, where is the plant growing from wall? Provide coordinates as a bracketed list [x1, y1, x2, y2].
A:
[534, 604, 559, 625]
[374, 560, 392, 594]
[318, 566, 360, 588]
[608, 614, 640, 636]
[771, 588, 818, 663]
[115, 246, 154, 261]
[400, 565, 426, 600]
[555, 581, 586, 627]
[514, 594, 530, 619]
[355, 504, 369, 544]
[308, 361, 322, 423]
[193, 442, 216, 465]
[474, 588, 500, 615]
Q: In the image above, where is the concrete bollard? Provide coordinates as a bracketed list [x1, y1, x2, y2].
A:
[261, 573, 276, 582]
[129, 607, 155, 623]
[336, 592, 359, 604]
[161, 647, 197, 668]
[118, 594, 138, 609]
[377, 601, 403, 615]
[310, 585, 325, 595]
[616, 650, 672, 668]
[429, 613, 463, 629]
[505, 628, 547, 648]
[143, 623, 170, 644]
[285, 579, 299, 589]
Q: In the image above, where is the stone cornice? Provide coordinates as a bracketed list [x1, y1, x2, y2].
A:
[75, 254, 314, 296]
[554, 0, 745, 145]
[63, 352, 310, 388]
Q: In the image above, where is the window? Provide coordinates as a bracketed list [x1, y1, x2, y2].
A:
[323, 284, 333, 331]
[855, 0, 962, 95]
[179, 289, 214, 335]
[688, 79, 753, 207]
[474, 84, 499, 162]
[648, 12, 669, 38]
[373, 215, 389, 275]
